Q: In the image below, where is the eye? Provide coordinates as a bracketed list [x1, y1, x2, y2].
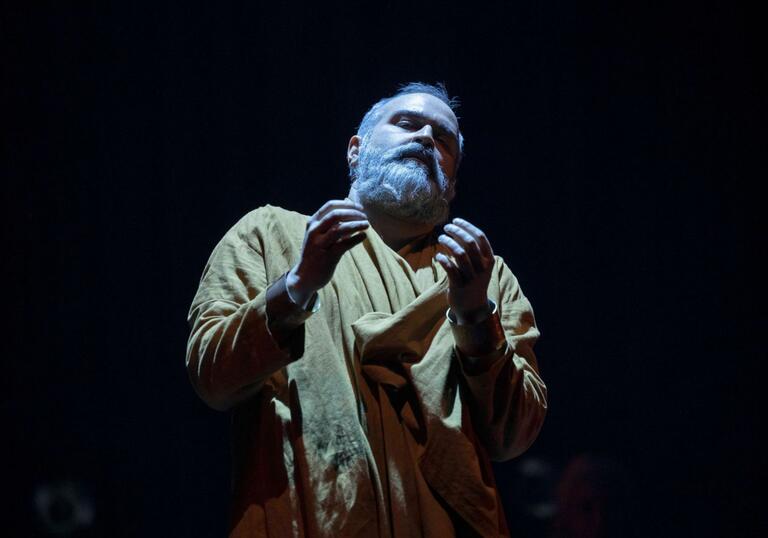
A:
[396, 119, 415, 129]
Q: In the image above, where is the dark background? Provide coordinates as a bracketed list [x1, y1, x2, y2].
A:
[3, 1, 764, 536]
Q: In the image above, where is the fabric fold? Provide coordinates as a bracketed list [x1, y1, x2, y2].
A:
[352, 277, 504, 536]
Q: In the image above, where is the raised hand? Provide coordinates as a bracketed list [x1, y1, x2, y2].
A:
[435, 218, 495, 324]
[286, 199, 369, 306]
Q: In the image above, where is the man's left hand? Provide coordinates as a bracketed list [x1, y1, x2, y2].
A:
[435, 218, 495, 324]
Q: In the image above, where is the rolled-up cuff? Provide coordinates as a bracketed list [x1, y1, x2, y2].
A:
[447, 300, 506, 358]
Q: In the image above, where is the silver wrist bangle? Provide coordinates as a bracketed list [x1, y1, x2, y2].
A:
[447, 300, 506, 357]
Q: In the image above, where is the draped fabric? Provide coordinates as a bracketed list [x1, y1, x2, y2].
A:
[186, 205, 547, 537]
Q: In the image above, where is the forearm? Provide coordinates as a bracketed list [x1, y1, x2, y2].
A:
[186, 275, 315, 411]
[451, 279, 547, 460]
[457, 340, 548, 461]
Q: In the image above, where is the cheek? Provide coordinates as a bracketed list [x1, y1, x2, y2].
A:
[439, 154, 457, 177]
[371, 129, 402, 148]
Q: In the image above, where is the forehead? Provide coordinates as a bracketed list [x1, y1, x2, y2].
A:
[377, 93, 459, 132]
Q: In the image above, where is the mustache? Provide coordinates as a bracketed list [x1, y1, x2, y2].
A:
[385, 142, 437, 170]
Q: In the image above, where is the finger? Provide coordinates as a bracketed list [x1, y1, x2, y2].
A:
[437, 234, 475, 280]
[314, 209, 368, 234]
[452, 218, 494, 259]
[435, 252, 464, 287]
[443, 223, 486, 273]
[317, 199, 364, 215]
[313, 199, 364, 220]
[333, 220, 369, 236]
[329, 230, 367, 254]
[320, 220, 369, 247]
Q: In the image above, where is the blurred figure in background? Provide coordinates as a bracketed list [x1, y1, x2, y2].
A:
[551, 454, 636, 538]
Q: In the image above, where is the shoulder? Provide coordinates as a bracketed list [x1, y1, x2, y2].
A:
[491, 254, 538, 326]
[226, 205, 309, 252]
[491, 254, 526, 303]
[236, 204, 309, 234]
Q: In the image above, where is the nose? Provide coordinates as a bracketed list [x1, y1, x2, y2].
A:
[411, 124, 435, 149]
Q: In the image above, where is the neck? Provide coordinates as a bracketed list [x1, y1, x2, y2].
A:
[348, 187, 435, 252]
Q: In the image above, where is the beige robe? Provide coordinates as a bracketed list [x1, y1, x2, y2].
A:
[186, 205, 547, 537]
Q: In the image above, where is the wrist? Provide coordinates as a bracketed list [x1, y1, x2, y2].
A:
[451, 299, 492, 325]
[286, 266, 317, 309]
[448, 299, 506, 359]
[266, 272, 320, 354]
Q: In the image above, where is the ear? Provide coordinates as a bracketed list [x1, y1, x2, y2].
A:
[347, 135, 361, 167]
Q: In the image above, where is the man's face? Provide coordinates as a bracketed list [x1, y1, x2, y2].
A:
[349, 93, 462, 225]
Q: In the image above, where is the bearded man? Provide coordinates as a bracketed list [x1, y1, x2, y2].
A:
[186, 82, 547, 537]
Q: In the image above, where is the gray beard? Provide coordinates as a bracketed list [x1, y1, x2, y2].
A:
[352, 140, 451, 225]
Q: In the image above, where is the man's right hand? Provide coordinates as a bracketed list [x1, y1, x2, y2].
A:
[286, 199, 369, 306]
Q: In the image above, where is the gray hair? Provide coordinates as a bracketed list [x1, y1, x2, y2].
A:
[356, 82, 465, 158]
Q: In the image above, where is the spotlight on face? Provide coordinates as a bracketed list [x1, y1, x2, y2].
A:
[350, 92, 461, 226]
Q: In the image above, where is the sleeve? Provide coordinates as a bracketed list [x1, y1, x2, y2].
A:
[454, 259, 548, 461]
[185, 213, 308, 411]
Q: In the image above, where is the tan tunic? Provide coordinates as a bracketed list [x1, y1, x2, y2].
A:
[186, 205, 547, 537]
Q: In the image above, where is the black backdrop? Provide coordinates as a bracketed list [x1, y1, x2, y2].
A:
[3, 2, 764, 536]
